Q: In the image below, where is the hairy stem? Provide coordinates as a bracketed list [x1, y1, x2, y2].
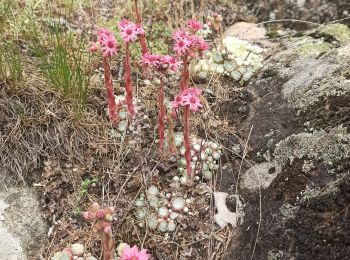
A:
[180, 56, 189, 91]
[183, 106, 193, 186]
[166, 114, 177, 154]
[158, 77, 165, 154]
[103, 57, 119, 124]
[134, 0, 149, 56]
[124, 43, 135, 117]
[102, 230, 114, 260]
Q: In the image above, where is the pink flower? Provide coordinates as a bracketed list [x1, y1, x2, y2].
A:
[172, 88, 203, 111]
[142, 53, 161, 69]
[96, 209, 106, 219]
[163, 55, 182, 71]
[119, 245, 150, 260]
[194, 36, 208, 52]
[173, 38, 191, 56]
[185, 87, 202, 96]
[142, 54, 181, 72]
[97, 28, 113, 44]
[182, 91, 203, 111]
[172, 94, 185, 109]
[172, 28, 207, 56]
[173, 29, 190, 40]
[101, 36, 118, 57]
[94, 28, 119, 57]
[82, 211, 95, 221]
[187, 19, 203, 32]
[118, 19, 144, 44]
[118, 19, 130, 29]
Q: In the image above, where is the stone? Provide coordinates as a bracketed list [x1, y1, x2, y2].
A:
[241, 162, 282, 190]
[213, 192, 237, 228]
[0, 187, 47, 259]
[224, 22, 267, 41]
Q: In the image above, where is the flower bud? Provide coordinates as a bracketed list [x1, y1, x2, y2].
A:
[106, 206, 115, 214]
[170, 111, 177, 118]
[104, 225, 112, 234]
[96, 209, 106, 219]
[83, 211, 95, 221]
[105, 214, 113, 222]
[92, 202, 100, 212]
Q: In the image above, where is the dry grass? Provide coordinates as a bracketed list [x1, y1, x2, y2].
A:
[0, 58, 117, 184]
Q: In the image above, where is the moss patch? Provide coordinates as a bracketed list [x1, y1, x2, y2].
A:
[317, 23, 350, 43]
[296, 40, 332, 56]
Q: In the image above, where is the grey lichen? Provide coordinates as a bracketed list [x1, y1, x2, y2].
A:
[279, 203, 299, 220]
[274, 126, 350, 165]
[282, 60, 350, 109]
[241, 162, 282, 190]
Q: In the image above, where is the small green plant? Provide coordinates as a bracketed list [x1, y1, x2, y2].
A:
[0, 41, 23, 83]
[73, 178, 98, 215]
[148, 21, 172, 54]
[36, 29, 92, 113]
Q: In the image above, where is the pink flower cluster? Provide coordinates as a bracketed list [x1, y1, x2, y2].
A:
[172, 88, 203, 112]
[187, 19, 203, 32]
[89, 28, 119, 57]
[83, 202, 114, 233]
[142, 53, 182, 72]
[119, 245, 150, 260]
[118, 19, 145, 44]
[173, 20, 208, 57]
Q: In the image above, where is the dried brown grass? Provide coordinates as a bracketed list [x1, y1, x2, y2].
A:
[0, 60, 120, 185]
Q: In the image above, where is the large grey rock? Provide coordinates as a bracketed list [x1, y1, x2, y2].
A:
[224, 23, 350, 260]
[0, 200, 26, 260]
[0, 187, 47, 260]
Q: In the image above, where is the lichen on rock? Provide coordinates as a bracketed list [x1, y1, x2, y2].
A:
[274, 126, 350, 165]
[315, 23, 350, 43]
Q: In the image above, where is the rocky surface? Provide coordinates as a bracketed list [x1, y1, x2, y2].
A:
[223, 23, 350, 259]
[0, 199, 26, 260]
[241, 0, 350, 29]
[0, 187, 47, 260]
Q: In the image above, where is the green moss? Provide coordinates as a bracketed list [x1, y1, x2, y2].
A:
[318, 23, 350, 43]
[296, 40, 332, 57]
[266, 30, 280, 39]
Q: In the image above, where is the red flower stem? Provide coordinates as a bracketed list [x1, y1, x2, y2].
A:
[103, 57, 119, 124]
[166, 114, 177, 154]
[124, 43, 135, 117]
[158, 77, 165, 154]
[180, 55, 189, 91]
[102, 229, 114, 260]
[183, 106, 193, 186]
[134, 0, 149, 56]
